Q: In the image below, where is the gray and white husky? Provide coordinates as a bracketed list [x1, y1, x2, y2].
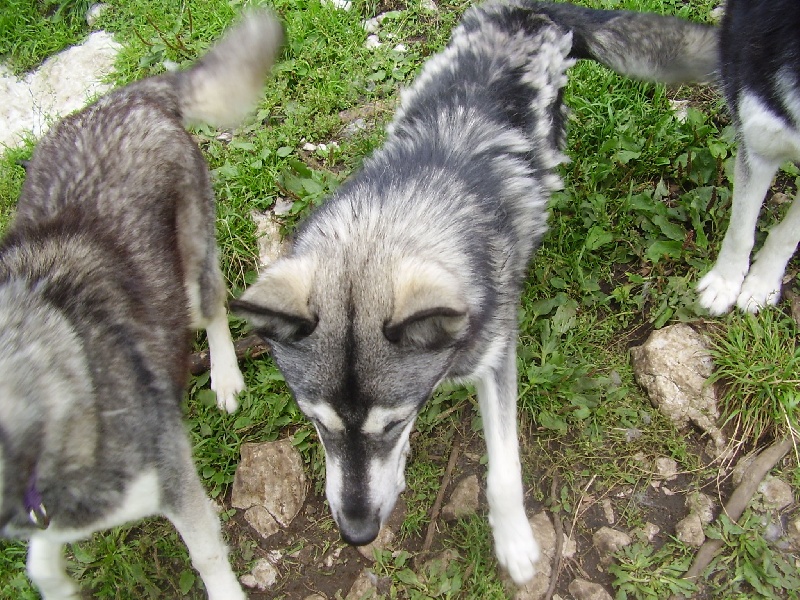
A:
[531, 0, 800, 314]
[231, 0, 713, 584]
[0, 11, 282, 599]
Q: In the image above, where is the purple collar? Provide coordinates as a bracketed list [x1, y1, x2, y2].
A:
[24, 472, 49, 529]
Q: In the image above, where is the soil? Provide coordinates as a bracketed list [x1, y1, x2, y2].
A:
[217, 419, 742, 600]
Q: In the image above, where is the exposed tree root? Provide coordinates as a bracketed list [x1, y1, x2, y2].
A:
[681, 436, 794, 588]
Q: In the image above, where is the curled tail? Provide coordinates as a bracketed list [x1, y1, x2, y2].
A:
[178, 9, 284, 128]
[522, 0, 718, 84]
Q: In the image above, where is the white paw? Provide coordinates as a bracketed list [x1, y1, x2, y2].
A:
[697, 269, 745, 315]
[491, 511, 540, 585]
[736, 272, 781, 313]
[210, 363, 245, 413]
[206, 580, 247, 600]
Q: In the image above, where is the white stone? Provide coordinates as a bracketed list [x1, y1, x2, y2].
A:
[251, 210, 286, 266]
[365, 35, 382, 50]
[363, 18, 380, 34]
[85, 3, 110, 27]
[0, 31, 122, 148]
[322, 0, 352, 10]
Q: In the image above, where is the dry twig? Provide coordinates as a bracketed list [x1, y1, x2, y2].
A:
[545, 475, 564, 600]
[420, 429, 463, 556]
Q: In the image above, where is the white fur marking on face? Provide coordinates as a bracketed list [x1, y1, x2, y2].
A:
[361, 406, 413, 435]
[300, 402, 345, 433]
[367, 419, 415, 523]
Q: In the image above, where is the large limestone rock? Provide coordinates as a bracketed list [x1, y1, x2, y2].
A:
[231, 439, 307, 539]
[630, 324, 725, 451]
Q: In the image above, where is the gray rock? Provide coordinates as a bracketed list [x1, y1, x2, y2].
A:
[686, 492, 716, 524]
[630, 324, 725, 452]
[635, 522, 660, 542]
[239, 558, 278, 591]
[758, 476, 794, 510]
[442, 475, 480, 521]
[787, 517, 800, 550]
[345, 570, 379, 600]
[420, 549, 460, 580]
[732, 452, 755, 486]
[654, 457, 678, 481]
[676, 513, 705, 547]
[356, 500, 406, 561]
[568, 578, 613, 600]
[232, 439, 307, 540]
[592, 527, 632, 565]
[356, 524, 395, 561]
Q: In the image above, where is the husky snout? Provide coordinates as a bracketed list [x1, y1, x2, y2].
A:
[337, 507, 382, 546]
[322, 419, 413, 546]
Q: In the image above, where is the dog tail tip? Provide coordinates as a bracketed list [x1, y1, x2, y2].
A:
[181, 8, 284, 128]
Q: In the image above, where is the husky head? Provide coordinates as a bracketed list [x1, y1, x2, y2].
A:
[232, 246, 470, 544]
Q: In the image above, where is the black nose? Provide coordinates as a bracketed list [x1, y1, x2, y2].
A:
[337, 512, 381, 546]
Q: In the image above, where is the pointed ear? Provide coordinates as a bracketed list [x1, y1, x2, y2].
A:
[230, 256, 318, 342]
[384, 259, 468, 350]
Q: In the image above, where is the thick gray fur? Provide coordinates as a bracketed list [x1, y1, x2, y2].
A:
[233, 0, 575, 585]
[0, 10, 282, 599]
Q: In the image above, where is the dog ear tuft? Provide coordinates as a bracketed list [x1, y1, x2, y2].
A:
[384, 259, 468, 349]
[230, 256, 317, 343]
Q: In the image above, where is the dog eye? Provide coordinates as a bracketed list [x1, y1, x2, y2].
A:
[383, 419, 405, 434]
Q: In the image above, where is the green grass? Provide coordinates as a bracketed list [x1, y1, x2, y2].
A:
[0, 0, 94, 73]
[1, 0, 798, 598]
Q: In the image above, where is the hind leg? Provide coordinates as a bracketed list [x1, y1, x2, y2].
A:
[189, 253, 245, 413]
[164, 467, 246, 600]
[697, 148, 778, 314]
[27, 536, 79, 600]
[178, 163, 245, 412]
[475, 336, 539, 585]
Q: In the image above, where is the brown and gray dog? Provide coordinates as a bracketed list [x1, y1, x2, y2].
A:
[0, 10, 282, 599]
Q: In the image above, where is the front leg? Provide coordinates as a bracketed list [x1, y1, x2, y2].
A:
[697, 148, 778, 314]
[475, 337, 539, 585]
[27, 535, 80, 600]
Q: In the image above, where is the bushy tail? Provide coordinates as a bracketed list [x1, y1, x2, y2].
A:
[178, 9, 284, 128]
[523, 0, 718, 84]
